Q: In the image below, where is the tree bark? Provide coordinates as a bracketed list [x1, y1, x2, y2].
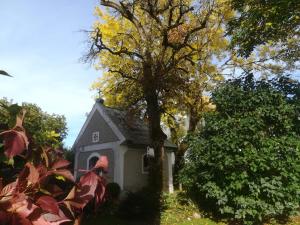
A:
[143, 66, 166, 224]
[188, 107, 201, 133]
[174, 106, 201, 189]
[145, 91, 166, 191]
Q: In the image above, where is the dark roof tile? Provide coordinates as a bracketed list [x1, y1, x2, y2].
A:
[103, 105, 176, 149]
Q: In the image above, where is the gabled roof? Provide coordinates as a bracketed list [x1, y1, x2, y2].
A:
[102, 103, 177, 149]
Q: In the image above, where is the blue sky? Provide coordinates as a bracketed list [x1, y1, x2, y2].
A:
[0, 1, 101, 147]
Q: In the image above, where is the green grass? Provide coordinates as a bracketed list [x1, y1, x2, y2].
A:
[82, 192, 300, 225]
[161, 193, 224, 225]
[83, 214, 222, 225]
[83, 192, 223, 225]
[83, 214, 147, 225]
[83, 214, 300, 225]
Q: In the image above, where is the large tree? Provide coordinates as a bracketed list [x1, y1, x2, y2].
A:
[88, 0, 295, 195]
[86, 0, 233, 219]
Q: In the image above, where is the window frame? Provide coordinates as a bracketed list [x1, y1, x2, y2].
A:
[92, 131, 100, 143]
[87, 152, 101, 170]
[142, 153, 150, 174]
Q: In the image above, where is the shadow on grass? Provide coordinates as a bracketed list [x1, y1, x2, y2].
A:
[82, 214, 152, 225]
[82, 187, 162, 225]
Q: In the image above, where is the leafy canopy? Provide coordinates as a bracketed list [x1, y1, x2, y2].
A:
[90, 0, 291, 126]
[0, 110, 108, 225]
[180, 74, 300, 224]
[89, 0, 232, 110]
[0, 98, 67, 148]
[227, 0, 300, 58]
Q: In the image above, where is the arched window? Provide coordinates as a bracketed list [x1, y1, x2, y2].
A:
[88, 156, 99, 169]
[142, 154, 150, 174]
[87, 153, 100, 170]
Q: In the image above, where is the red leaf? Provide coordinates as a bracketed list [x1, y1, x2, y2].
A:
[46, 184, 64, 198]
[29, 206, 71, 225]
[51, 159, 70, 170]
[0, 210, 10, 224]
[1, 181, 17, 198]
[10, 196, 38, 223]
[0, 129, 28, 158]
[36, 196, 59, 215]
[77, 172, 98, 205]
[27, 163, 39, 185]
[50, 169, 74, 182]
[64, 187, 76, 201]
[94, 176, 106, 208]
[65, 172, 99, 210]
[94, 156, 108, 171]
[17, 163, 39, 192]
[79, 171, 99, 192]
[11, 214, 32, 225]
[32, 216, 70, 225]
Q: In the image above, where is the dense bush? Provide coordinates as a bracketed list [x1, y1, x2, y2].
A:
[0, 98, 67, 148]
[0, 109, 107, 224]
[180, 75, 300, 224]
[118, 187, 157, 219]
[106, 182, 121, 200]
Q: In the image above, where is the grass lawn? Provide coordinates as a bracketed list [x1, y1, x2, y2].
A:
[83, 213, 300, 225]
[83, 214, 222, 225]
[83, 214, 300, 225]
[82, 192, 300, 225]
[83, 192, 225, 225]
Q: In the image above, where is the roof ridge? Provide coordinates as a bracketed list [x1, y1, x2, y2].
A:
[102, 104, 125, 111]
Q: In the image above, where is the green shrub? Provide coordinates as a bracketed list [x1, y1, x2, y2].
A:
[118, 187, 157, 219]
[180, 75, 300, 224]
[106, 182, 121, 200]
[99, 182, 121, 215]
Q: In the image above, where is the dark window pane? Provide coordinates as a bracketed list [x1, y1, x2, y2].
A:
[143, 155, 149, 173]
[89, 156, 99, 169]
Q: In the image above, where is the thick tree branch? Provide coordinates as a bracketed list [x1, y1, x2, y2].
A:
[88, 29, 144, 61]
[100, 0, 146, 40]
[108, 69, 138, 81]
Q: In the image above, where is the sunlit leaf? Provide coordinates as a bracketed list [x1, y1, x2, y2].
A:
[52, 159, 70, 170]
[37, 196, 59, 215]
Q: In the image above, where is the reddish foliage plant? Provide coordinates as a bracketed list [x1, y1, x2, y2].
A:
[0, 112, 107, 225]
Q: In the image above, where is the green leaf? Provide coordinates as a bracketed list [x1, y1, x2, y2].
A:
[0, 70, 12, 77]
[55, 175, 66, 181]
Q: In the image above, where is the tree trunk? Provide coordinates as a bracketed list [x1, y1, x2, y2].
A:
[188, 107, 201, 133]
[144, 86, 166, 225]
[146, 92, 166, 185]
[174, 107, 201, 189]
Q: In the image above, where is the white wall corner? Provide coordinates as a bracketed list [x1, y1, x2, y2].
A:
[117, 145, 128, 190]
[167, 152, 174, 193]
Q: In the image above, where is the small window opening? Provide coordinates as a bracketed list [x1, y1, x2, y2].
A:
[88, 156, 99, 170]
[142, 154, 150, 174]
[92, 131, 99, 143]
